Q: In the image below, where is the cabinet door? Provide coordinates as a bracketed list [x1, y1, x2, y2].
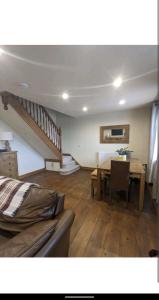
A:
[0, 152, 18, 179]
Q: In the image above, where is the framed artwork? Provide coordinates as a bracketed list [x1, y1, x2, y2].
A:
[100, 124, 130, 144]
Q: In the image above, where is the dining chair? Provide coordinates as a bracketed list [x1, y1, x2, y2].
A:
[109, 160, 130, 205]
[91, 152, 118, 198]
[91, 168, 107, 198]
[98, 152, 118, 191]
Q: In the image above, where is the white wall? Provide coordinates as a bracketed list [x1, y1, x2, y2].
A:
[0, 120, 45, 176]
[57, 106, 151, 167]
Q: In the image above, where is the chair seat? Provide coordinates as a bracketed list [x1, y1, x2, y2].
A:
[91, 169, 97, 177]
[91, 169, 110, 178]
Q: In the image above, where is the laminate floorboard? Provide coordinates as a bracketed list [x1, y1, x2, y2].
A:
[25, 170, 157, 257]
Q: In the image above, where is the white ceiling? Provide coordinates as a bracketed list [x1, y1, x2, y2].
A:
[0, 45, 158, 117]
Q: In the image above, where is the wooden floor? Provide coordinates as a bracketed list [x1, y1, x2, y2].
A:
[26, 170, 157, 257]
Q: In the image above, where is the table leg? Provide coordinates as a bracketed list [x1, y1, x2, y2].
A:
[97, 168, 101, 200]
[139, 173, 145, 211]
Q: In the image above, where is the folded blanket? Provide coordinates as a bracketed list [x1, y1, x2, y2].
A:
[0, 176, 38, 217]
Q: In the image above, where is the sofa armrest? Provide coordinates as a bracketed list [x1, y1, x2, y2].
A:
[35, 209, 75, 257]
[54, 193, 65, 216]
[0, 209, 75, 257]
[0, 220, 57, 257]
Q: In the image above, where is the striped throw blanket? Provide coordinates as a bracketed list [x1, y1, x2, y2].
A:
[0, 176, 38, 217]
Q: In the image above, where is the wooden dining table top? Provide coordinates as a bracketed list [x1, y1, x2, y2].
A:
[99, 157, 145, 175]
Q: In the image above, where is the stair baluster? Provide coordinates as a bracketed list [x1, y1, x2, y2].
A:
[0, 91, 62, 160]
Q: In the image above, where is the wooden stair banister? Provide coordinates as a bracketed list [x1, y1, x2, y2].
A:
[0, 91, 62, 160]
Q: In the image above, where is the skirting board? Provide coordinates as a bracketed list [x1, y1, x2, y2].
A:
[80, 166, 95, 171]
[19, 166, 95, 180]
[19, 168, 45, 180]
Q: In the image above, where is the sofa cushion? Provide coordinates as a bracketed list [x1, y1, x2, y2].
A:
[0, 186, 59, 232]
[0, 219, 57, 257]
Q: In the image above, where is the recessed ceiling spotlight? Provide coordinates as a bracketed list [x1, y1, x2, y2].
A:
[62, 92, 69, 100]
[83, 106, 88, 112]
[113, 77, 123, 88]
[119, 99, 126, 105]
[18, 82, 29, 88]
[0, 48, 4, 56]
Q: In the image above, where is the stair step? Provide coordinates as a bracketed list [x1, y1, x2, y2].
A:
[62, 161, 76, 168]
[59, 165, 80, 175]
[62, 156, 73, 164]
[60, 164, 78, 171]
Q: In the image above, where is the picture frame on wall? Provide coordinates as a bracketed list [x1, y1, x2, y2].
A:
[100, 124, 130, 144]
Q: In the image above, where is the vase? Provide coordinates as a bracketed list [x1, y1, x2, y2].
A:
[118, 154, 127, 161]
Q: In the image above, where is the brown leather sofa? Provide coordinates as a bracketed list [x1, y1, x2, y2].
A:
[0, 190, 75, 257]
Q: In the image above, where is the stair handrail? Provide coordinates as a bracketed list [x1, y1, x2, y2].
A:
[0, 91, 62, 154]
[17, 96, 61, 150]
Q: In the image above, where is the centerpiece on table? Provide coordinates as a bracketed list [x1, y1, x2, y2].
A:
[115, 147, 133, 161]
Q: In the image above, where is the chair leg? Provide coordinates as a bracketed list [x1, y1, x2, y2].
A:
[106, 177, 110, 195]
[104, 177, 109, 195]
[126, 190, 129, 208]
[102, 179, 105, 197]
[110, 189, 112, 203]
[91, 180, 94, 198]
[128, 187, 131, 202]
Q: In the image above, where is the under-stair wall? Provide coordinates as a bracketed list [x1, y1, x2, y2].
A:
[0, 118, 45, 176]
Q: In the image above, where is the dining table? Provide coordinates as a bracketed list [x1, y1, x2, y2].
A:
[97, 157, 146, 211]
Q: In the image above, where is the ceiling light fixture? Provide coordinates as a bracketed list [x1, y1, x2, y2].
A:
[119, 99, 126, 105]
[113, 77, 123, 88]
[62, 92, 69, 100]
[0, 48, 4, 56]
[18, 82, 29, 89]
[83, 106, 88, 112]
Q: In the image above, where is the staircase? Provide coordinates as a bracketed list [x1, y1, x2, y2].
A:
[0, 91, 80, 175]
[0, 91, 62, 160]
[60, 154, 80, 175]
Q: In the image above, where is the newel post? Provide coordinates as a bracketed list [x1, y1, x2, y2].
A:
[0, 91, 16, 110]
[0, 91, 11, 110]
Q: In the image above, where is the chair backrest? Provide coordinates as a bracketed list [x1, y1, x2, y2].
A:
[110, 160, 130, 191]
[97, 151, 118, 166]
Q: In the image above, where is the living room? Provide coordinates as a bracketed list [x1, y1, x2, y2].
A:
[0, 0, 158, 294]
[0, 45, 158, 259]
